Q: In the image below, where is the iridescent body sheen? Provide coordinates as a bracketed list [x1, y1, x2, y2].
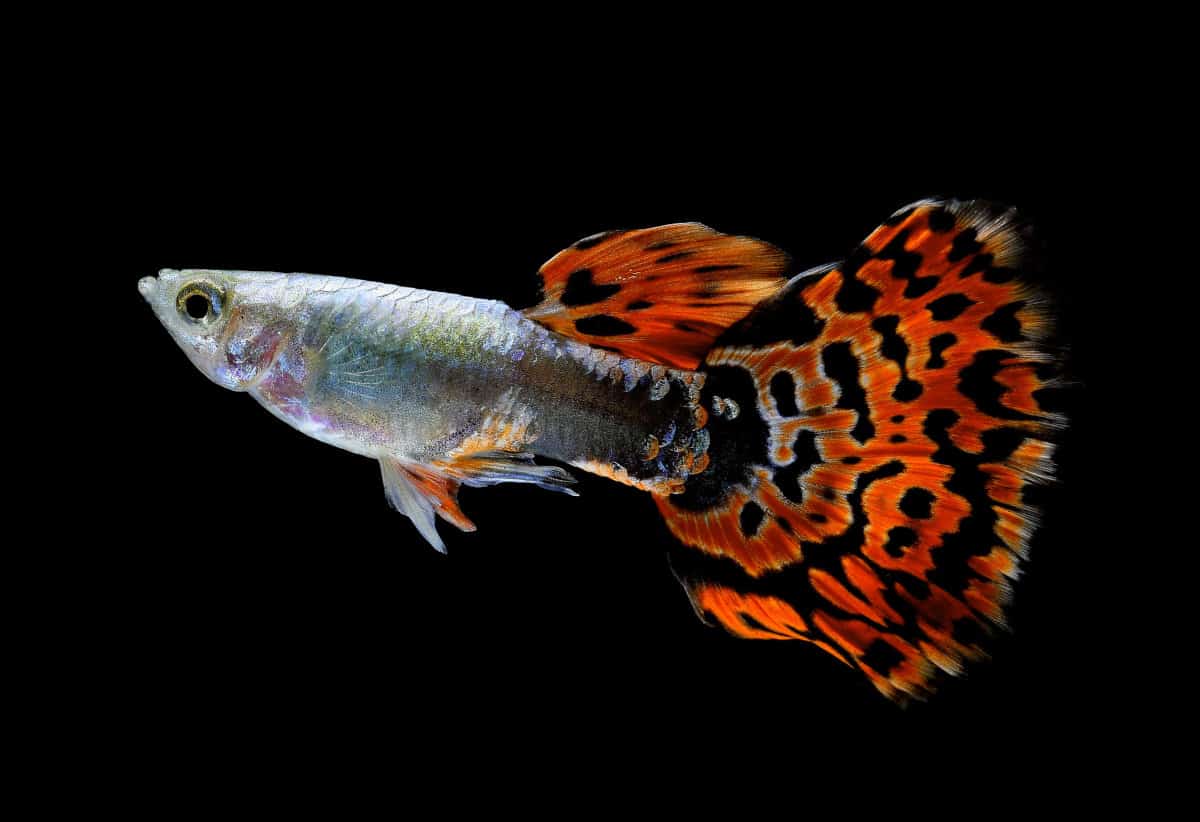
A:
[140, 269, 706, 549]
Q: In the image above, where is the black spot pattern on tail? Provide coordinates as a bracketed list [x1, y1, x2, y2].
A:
[835, 266, 882, 314]
[655, 199, 1063, 704]
[927, 333, 957, 368]
[883, 525, 919, 557]
[899, 487, 935, 519]
[772, 430, 821, 504]
[927, 293, 975, 321]
[959, 350, 1040, 422]
[949, 228, 984, 262]
[822, 342, 874, 444]
[862, 640, 906, 677]
[716, 278, 826, 348]
[877, 230, 939, 298]
[960, 252, 994, 279]
[770, 372, 800, 417]
[739, 501, 765, 537]
[872, 315, 923, 402]
[982, 301, 1025, 342]
[922, 410, 1027, 595]
[927, 207, 956, 232]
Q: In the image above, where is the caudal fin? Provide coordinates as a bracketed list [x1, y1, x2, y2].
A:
[656, 199, 1064, 702]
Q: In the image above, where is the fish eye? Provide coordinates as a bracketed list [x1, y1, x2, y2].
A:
[184, 293, 209, 319]
[176, 281, 225, 325]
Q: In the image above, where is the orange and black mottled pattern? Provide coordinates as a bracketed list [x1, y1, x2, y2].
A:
[658, 200, 1063, 702]
[525, 223, 790, 369]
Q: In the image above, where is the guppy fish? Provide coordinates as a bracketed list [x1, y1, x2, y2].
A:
[140, 199, 1062, 702]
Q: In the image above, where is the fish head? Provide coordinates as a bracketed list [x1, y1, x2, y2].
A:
[140, 269, 287, 391]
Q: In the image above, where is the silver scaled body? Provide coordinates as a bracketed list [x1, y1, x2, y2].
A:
[154, 270, 706, 494]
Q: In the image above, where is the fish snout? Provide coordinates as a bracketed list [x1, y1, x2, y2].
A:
[138, 275, 158, 301]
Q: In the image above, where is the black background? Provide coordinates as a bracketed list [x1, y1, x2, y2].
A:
[83, 71, 1114, 781]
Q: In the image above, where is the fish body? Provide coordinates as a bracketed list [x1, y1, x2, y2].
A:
[150, 271, 699, 478]
[141, 201, 1064, 702]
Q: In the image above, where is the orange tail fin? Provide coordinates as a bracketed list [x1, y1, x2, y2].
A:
[656, 199, 1064, 702]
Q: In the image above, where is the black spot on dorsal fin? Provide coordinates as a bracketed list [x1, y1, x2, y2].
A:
[561, 269, 621, 307]
[575, 315, 637, 336]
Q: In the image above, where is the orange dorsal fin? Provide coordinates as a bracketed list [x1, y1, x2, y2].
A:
[524, 223, 790, 369]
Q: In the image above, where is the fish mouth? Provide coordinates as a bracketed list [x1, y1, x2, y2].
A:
[138, 275, 158, 301]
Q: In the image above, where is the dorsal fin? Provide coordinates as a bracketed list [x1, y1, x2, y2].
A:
[524, 223, 790, 369]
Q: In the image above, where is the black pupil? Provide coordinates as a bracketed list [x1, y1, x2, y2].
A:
[185, 293, 210, 320]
